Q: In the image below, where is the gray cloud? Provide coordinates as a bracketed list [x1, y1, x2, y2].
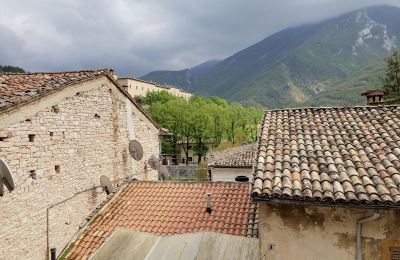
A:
[0, 0, 399, 76]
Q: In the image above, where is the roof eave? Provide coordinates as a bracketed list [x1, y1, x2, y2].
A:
[252, 196, 400, 210]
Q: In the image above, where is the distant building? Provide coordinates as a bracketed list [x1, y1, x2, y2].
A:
[117, 77, 193, 100]
[361, 89, 388, 105]
[0, 69, 163, 259]
[207, 144, 257, 182]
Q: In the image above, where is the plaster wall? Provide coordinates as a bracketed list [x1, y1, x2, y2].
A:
[258, 203, 400, 260]
[0, 77, 160, 259]
[211, 168, 252, 182]
[118, 78, 192, 100]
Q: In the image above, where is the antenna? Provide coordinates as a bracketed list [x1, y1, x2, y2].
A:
[0, 158, 15, 197]
[100, 175, 114, 195]
[129, 140, 144, 161]
[148, 155, 161, 170]
[158, 165, 169, 181]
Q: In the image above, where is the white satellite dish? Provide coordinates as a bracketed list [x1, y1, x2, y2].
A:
[0, 158, 15, 197]
[148, 155, 161, 170]
[158, 165, 169, 181]
[100, 175, 114, 195]
[129, 140, 144, 161]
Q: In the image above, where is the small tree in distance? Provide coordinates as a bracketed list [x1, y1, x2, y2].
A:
[382, 51, 400, 104]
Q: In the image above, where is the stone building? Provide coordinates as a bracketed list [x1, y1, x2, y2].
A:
[0, 69, 163, 259]
[252, 106, 400, 260]
[118, 77, 192, 100]
[207, 144, 256, 182]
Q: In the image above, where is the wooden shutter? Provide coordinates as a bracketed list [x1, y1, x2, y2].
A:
[390, 247, 400, 260]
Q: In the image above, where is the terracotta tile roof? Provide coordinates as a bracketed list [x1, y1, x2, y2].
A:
[65, 181, 257, 259]
[0, 69, 162, 129]
[0, 69, 109, 113]
[207, 144, 257, 168]
[252, 106, 400, 208]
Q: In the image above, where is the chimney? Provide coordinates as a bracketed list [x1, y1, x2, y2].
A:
[361, 89, 387, 106]
[206, 193, 212, 213]
[109, 69, 118, 80]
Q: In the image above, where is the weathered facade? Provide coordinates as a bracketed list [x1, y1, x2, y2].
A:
[259, 204, 400, 260]
[118, 77, 192, 100]
[0, 70, 161, 259]
[252, 106, 400, 260]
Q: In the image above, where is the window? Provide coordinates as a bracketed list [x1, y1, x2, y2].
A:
[28, 134, 35, 142]
[390, 247, 400, 260]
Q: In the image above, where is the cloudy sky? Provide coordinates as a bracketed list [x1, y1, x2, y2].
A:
[0, 0, 399, 76]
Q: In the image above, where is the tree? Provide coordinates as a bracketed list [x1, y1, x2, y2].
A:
[383, 51, 400, 103]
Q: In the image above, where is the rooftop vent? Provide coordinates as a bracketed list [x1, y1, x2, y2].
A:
[361, 89, 387, 106]
[235, 176, 250, 182]
[206, 193, 212, 213]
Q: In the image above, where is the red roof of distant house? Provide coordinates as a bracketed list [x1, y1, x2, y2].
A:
[65, 181, 258, 259]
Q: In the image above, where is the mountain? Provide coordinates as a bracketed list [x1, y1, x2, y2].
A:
[142, 5, 400, 108]
[141, 59, 220, 91]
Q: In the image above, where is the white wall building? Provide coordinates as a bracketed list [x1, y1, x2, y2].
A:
[207, 144, 256, 182]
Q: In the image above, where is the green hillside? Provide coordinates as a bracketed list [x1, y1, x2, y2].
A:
[142, 5, 400, 108]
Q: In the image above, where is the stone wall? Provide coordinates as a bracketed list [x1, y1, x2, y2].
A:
[166, 165, 199, 179]
[0, 77, 160, 259]
[258, 203, 400, 260]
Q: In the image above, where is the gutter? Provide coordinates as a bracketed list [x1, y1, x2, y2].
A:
[356, 211, 380, 260]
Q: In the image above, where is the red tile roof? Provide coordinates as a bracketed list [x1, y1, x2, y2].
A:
[0, 70, 108, 113]
[65, 181, 257, 259]
[252, 106, 400, 208]
[0, 69, 161, 129]
[207, 144, 257, 168]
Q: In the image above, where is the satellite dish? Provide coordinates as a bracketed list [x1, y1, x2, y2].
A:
[129, 140, 143, 161]
[148, 155, 161, 170]
[100, 175, 114, 195]
[158, 165, 169, 181]
[0, 158, 15, 197]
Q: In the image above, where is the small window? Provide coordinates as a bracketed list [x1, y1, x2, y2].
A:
[55, 165, 60, 174]
[29, 170, 37, 179]
[390, 247, 400, 260]
[28, 134, 35, 142]
[51, 105, 60, 113]
[235, 176, 249, 182]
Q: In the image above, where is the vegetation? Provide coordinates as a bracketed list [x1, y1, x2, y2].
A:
[140, 91, 263, 164]
[142, 6, 400, 108]
[0, 65, 25, 73]
[382, 51, 400, 104]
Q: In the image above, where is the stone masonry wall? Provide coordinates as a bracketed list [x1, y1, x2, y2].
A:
[0, 77, 159, 259]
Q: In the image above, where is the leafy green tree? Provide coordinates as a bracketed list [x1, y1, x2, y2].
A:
[142, 91, 263, 164]
[383, 51, 400, 103]
[0, 65, 25, 73]
[141, 90, 176, 106]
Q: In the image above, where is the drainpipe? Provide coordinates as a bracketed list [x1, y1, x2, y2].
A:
[356, 211, 380, 260]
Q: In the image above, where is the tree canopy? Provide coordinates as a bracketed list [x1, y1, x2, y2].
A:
[0, 65, 25, 73]
[140, 90, 263, 164]
[382, 51, 400, 104]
